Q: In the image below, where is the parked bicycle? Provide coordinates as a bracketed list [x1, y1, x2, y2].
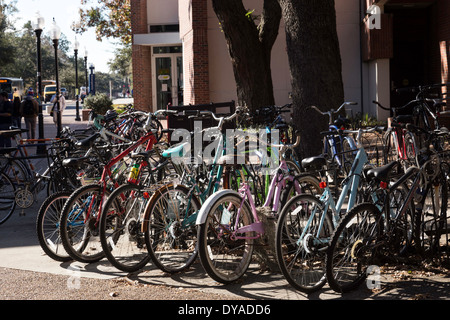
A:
[325, 123, 449, 293]
[195, 131, 321, 284]
[274, 126, 383, 293]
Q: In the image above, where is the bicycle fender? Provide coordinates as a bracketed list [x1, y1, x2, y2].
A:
[195, 189, 241, 225]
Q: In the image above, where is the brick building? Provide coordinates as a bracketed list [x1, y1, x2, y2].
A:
[131, 0, 450, 121]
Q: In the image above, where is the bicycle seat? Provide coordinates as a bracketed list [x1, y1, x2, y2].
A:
[301, 156, 327, 171]
[75, 132, 100, 148]
[62, 156, 90, 167]
[366, 161, 398, 182]
[0, 129, 23, 138]
[0, 147, 18, 155]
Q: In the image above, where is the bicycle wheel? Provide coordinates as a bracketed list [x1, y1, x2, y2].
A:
[197, 192, 254, 284]
[1, 158, 29, 189]
[383, 130, 399, 165]
[143, 184, 201, 273]
[100, 184, 151, 272]
[275, 194, 332, 293]
[416, 172, 448, 258]
[0, 172, 16, 225]
[280, 173, 321, 213]
[59, 184, 112, 263]
[36, 191, 72, 262]
[326, 203, 383, 293]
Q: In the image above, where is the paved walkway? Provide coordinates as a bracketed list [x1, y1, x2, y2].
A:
[1, 100, 449, 300]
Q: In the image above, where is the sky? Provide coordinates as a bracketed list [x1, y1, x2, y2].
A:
[13, 0, 117, 73]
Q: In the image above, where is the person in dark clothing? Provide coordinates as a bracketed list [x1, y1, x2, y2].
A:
[20, 93, 39, 140]
[0, 91, 13, 147]
[12, 95, 22, 129]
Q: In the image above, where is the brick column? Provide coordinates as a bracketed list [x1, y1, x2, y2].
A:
[131, 0, 152, 111]
[181, 0, 210, 104]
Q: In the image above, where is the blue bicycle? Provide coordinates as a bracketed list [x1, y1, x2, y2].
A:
[274, 126, 380, 293]
[309, 102, 358, 177]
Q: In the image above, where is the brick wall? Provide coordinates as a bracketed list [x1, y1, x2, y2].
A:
[130, 0, 152, 111]
[181, 0, 210, 104]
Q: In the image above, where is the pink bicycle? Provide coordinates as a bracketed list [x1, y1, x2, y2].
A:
[196, 134, 320, 283]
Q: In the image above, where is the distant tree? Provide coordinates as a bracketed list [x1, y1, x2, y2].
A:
[0, 1, 16, 69]
[78, 0, 131, 44]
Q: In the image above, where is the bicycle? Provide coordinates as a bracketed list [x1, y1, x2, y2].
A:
[274, 126, 383, 293]
[309, 102, 358, 177]
[139, 107, 245, 274]
[195, 132, 321, 284]
[375, 83, 450, 170]
[0, 129, 101, 224]
[325, 124, 449, 293]
[58, 110, 167, 263]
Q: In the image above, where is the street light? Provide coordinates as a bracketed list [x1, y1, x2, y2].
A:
[89, 63, 95, 95]
[31, 11, 45, 153]
[74, 36, 81, 121]
[50, 19, 62, 137]
[84, 47, 88, 96]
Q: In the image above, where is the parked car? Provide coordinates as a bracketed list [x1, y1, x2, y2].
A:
[43, 85, 57, 102]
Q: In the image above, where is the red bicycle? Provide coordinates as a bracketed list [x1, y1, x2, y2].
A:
[58, 110, 170, 263]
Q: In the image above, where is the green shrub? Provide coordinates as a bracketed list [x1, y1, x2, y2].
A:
[83, 93, 113, 115]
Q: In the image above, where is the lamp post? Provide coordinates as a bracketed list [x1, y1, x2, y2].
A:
[50, 20, 62, 137]
[84, 47, 88, 95]
[89, 63, 95, 95]
[74, 37, 81, 121]
[32, 11, 45, 153]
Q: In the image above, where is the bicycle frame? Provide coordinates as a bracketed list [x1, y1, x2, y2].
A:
[318, 147, 368, 229]
[68, 130, 158, 229]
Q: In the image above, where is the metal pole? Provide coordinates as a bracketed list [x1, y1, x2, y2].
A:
[53, 39, 62, 137]
[35, 29, 45, 154]
[74, 48, 80, 121]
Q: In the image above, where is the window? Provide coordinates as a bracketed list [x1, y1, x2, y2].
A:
[149, 24, 180, 33]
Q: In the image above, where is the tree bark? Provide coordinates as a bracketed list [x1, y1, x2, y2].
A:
[278, 0, 345, 157]
[212, 0, 281, 112]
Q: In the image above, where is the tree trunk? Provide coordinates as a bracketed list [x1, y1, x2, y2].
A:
[278, 0, 345, 158]
[212, 0, 281, 112]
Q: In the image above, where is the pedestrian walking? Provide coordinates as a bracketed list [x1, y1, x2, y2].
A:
[20, 92, 39, 140]
[0, 91, 13, 147]
[50, 91, 66, 127]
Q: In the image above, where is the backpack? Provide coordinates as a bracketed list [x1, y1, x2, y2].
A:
[22, 99, 35, 117]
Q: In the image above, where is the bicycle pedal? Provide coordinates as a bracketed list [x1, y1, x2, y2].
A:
[19, 210, 26, 217]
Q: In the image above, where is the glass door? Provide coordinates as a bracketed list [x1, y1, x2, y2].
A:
[153, 50, 183, 109]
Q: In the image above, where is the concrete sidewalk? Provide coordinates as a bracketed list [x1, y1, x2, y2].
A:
[0, 101, 449, 300]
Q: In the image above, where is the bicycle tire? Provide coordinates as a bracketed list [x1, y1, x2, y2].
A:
[36, 191, 72, 262]
[99, 183, 151, 272]
[59, 184, 111, 263]
[383, 130, 399, 166]
[416, 171, 448, 258]
[275, 194, 332, 293]
[326, 202, 383, 293]
[143, 183, 201, 273]
[0, 172, 16, 225]
[279, 173, 321, 214]
[197, 192, 254, 284]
